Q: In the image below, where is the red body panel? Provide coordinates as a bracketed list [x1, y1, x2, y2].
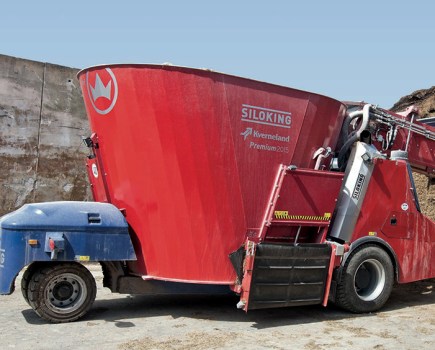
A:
[272, 169, 343, 224]
[263, 168, 344, 243]
[78, 65, 345, 284]
[352, 159, 435, 282]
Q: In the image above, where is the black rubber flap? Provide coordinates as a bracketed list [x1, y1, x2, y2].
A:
[229, 246, 245, 283]
[248, 243, 331, 310]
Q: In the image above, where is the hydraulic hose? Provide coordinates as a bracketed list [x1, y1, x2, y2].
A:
[346, 104, 371, 138]
[358, 104, 371, 137]
[342, 113, 361, 139]
[337, 132, 358, 171]
[337, 104, 372, 170]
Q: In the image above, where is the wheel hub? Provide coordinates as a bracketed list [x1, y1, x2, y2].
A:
[45, 273, 87, 313]
[354, 258, 386, 302]
[355, 266, 371, 290]
[52, 281, 74, 301]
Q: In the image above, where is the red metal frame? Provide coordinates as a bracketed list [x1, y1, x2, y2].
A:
[258, 164, 287, 241]
[262, 167, 343, 244]
[238, 240, 256, 310]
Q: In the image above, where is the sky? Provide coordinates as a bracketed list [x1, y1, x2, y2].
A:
[1, 0, 434, 108]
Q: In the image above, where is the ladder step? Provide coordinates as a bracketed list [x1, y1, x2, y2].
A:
[257, 265, 327, 270]
[253, 298, 322, 305]
[256, 282, 323, 286]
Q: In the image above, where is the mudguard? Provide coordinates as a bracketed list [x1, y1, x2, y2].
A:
[0, 201, 136, 294]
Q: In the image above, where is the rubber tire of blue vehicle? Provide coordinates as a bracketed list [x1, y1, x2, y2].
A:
[21, 263, 46, 305]
[27, 262, 96, 323]
[335, 245, 394, 313]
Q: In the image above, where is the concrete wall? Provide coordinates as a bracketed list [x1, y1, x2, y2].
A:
[0, 54, 91, 216]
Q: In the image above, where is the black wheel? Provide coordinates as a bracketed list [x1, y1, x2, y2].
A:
[335, 245, 394, 313]
[27, 263, 96, 323]
[21, 263, 44, 305]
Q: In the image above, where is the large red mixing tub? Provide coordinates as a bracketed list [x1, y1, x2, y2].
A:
[78, 65, 346, 285]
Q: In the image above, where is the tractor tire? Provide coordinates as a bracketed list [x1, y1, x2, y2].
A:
[27, 263, 96, 323]
[335, 245, 394, 313]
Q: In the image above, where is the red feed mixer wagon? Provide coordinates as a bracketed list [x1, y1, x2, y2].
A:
[0, 64, 434, 322]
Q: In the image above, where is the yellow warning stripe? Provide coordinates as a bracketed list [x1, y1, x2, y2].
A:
[274, 211, 331, 221]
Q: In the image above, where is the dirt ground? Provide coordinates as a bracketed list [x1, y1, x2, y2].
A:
[0, 264, 434, 350]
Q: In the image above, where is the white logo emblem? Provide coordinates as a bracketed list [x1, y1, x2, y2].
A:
[240, 127, 253, 140]
[92, 163, 99, 178]
[241, 104, 292, 129]
[86, 68, 118, 115]
[90, 74, 112, 101]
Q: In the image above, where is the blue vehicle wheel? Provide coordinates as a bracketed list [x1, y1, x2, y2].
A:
[27, 263, 96, 323]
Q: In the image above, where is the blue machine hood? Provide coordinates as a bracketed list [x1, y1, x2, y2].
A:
[0, 201, 127, 232]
